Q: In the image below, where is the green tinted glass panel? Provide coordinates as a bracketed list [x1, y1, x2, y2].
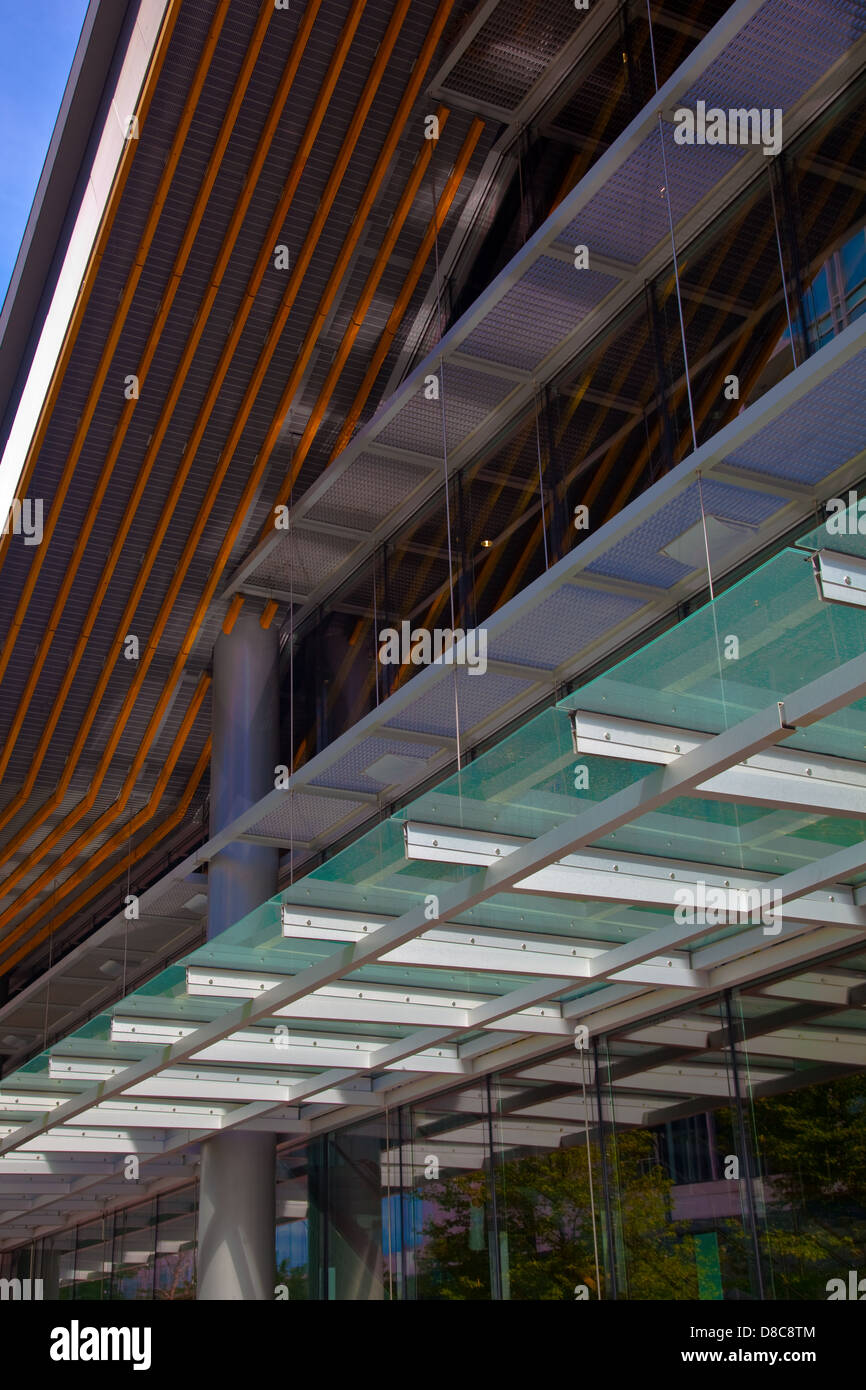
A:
[796, 493, 866, 559]
[560, 549, 866, 748]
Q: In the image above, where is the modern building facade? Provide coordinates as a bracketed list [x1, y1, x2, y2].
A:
[1, 0, 866, 1301]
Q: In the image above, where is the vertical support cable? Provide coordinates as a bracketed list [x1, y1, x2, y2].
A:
[517, 124, 530, 246]
[698, 471, 744, 901]
[697, 472, 716, 604]
[485, 1074, 503, 1299]
[777, 153, 813, 359]
[122, 829, 132, 997]
[384, 1102, 394, 1301]
[42, 881, 55, 1054]
[431, 166, 463, 769]
[306, 1136, 331, 1302]
[100, 1206, 106, 1301]
[579, 1041, 602, 1298]
[398, 1105, 409, 1298]
[372, 546, 381, 709]
[543, 385, 567, 562]
[288, 451, 295, 888]
[697, 472, 732, 729]
[534, 385, 551, 571]
[645, 279, 677, 475]
[646, 1, 698, 453]
[383, 541, 393, 701]
[769, 165, 799, 369]
[724, 990, 766, 1299]
[71, 1217, 79, 1302]
[150, 1196, 158, 1301]
[454, 468, 476, 630]
[592, 1037, 619, 1299]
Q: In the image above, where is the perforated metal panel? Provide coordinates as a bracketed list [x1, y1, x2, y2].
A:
[376, 364, 516, 456]
[585, 480, 789, 587]
[460, 257, 619, 371]
[226, 0, 866, 634]
[304, 453, 436, 530]
[146, 881, 209, 918]
[250, 793, 368, 842]
[559, 127, 742, 266]
[310, 736, 445, 794]
[438, 0, 586, 113]
[245, 527, 361, 594]
[679, 0, 866, 113]
[384, 668, 534, 736]
[724, 347, 866, 483]
[488, 584, 649, 668]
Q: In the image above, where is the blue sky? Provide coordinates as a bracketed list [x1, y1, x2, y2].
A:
[0, 0, 90, 305]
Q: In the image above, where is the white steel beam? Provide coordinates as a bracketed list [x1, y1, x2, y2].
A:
[737, 1028, 866, 1068]
[404, 822, 866, 932]
[572, 709, 866, 817]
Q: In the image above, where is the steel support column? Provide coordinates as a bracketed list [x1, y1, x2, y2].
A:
[197, 608, 279, 1301]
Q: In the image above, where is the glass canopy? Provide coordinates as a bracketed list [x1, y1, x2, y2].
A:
[3, 511, 866, 1248]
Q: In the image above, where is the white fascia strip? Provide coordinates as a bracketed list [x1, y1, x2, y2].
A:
[0, 0, 172, 528]
[738, 1028, 866, 1068]
[755, 971, 862, 1006]
[121, 1070, 299, 1104]
[187, 968, 564, 1031]
[60, 1103, 233, 1131]
[403, 821, 861, 932]
[17, 1133, 167, 1155]
[281, 905, 699, 983]
[0, 1094, 67, 1113]
[285, 974, 576, 1106]
[106, 1019, 467, 1077]
[572, 709, 866, 814]
[280, 907, 597, 977]
[812, 549, 866, 608]
[107, 1017, 379, 1050]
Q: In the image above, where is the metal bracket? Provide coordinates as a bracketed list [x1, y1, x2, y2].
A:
[812, 548, 866, 608]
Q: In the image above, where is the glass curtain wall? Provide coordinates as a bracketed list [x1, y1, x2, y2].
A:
[5, 954, 866, 1302]
[731, 983, 866, 1300]
[307, 977, 866, 1300]
[276, 1149, 311, 1300]
[0, 1185, 198, 1300]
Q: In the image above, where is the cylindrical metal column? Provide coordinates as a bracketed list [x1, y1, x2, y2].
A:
[208, 608, 280, 939]
[197, 1130, 276, 1301]
[197, 608, 279, 1301]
